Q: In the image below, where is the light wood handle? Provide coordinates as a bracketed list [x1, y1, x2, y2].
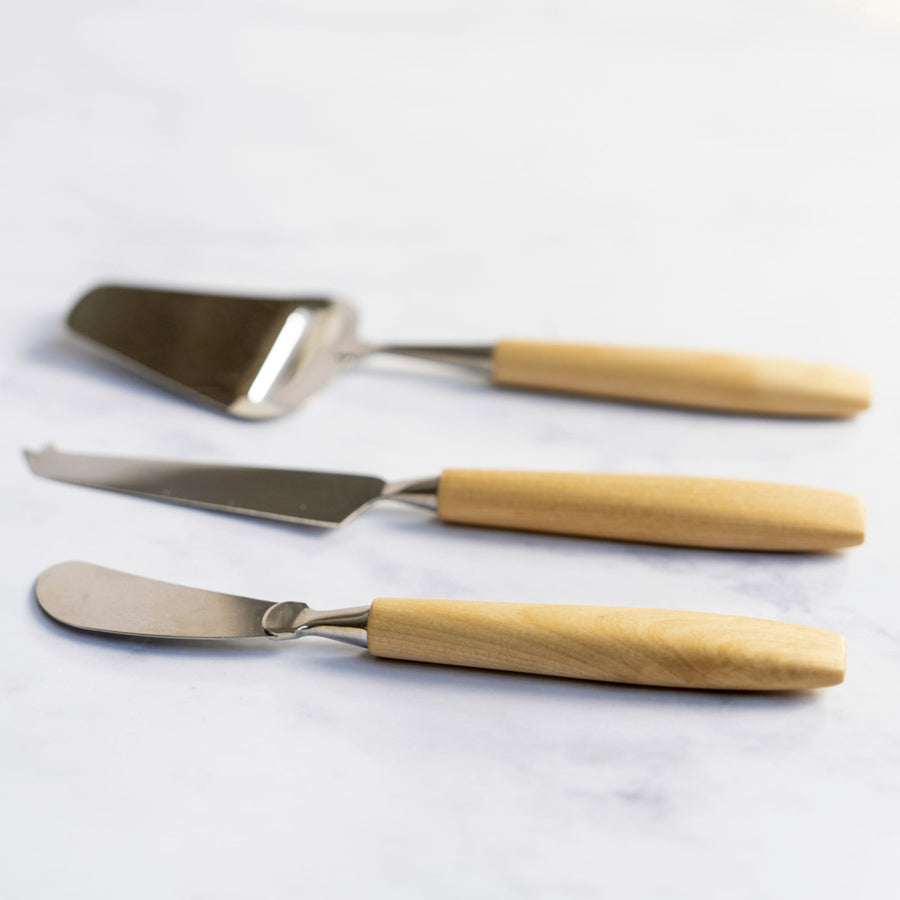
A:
[437, 470, 865, 551]
[367, 599, 845, 690]
[492, 340, 870, 417]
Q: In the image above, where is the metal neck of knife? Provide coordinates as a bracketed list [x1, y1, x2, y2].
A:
[262, 601, 371, 648]
[380, 476, 440, 510]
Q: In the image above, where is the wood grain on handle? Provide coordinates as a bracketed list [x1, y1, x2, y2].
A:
[367, 599, 845, 690]
[492, 341, 870, 417]
[437, 470, 865, 551]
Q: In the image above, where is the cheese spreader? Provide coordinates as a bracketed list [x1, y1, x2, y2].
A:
[26, 446, 866, 551]
[67, 284, 871, 419]
[36, 562, 846, 691]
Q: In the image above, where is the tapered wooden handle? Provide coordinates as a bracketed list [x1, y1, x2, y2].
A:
[492, 340, 870, 417]
[437, 470, 865, 551]
[367, 599, 845, 690]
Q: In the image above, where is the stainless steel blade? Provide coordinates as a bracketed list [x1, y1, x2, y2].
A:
[67, 285, 361, 418]
[36, 562, 274, 638]
[26, 446, 386, 527]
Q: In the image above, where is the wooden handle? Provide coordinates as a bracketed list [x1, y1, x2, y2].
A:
[367, 599, 845, 690]
[492, 340, 870, 417]
[437, 470, 865, 551]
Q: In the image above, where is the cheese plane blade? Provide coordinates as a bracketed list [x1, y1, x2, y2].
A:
[35, 562, 846, 691]
[26, 445, 865, 551]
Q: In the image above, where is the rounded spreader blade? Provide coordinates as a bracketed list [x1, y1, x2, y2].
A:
[36, 562, 274, 639]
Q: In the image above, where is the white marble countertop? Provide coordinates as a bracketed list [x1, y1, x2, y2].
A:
[3, 1, 899, 896]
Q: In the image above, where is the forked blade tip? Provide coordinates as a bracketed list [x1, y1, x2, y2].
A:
[24, 444, 56, 473]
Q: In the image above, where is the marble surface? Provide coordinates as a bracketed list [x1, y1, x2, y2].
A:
[3, 1, 900, 896]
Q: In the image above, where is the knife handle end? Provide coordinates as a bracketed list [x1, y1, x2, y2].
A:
[437, 470, 865, 552]
[367, 598, 846, 691]
[492, 341, 871, 418]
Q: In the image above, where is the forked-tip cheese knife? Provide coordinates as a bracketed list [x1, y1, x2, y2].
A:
[36, 562, 846, 691]
[26, 446, 865, 551]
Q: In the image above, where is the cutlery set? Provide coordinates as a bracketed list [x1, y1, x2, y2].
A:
[31, 284, 870, 692]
